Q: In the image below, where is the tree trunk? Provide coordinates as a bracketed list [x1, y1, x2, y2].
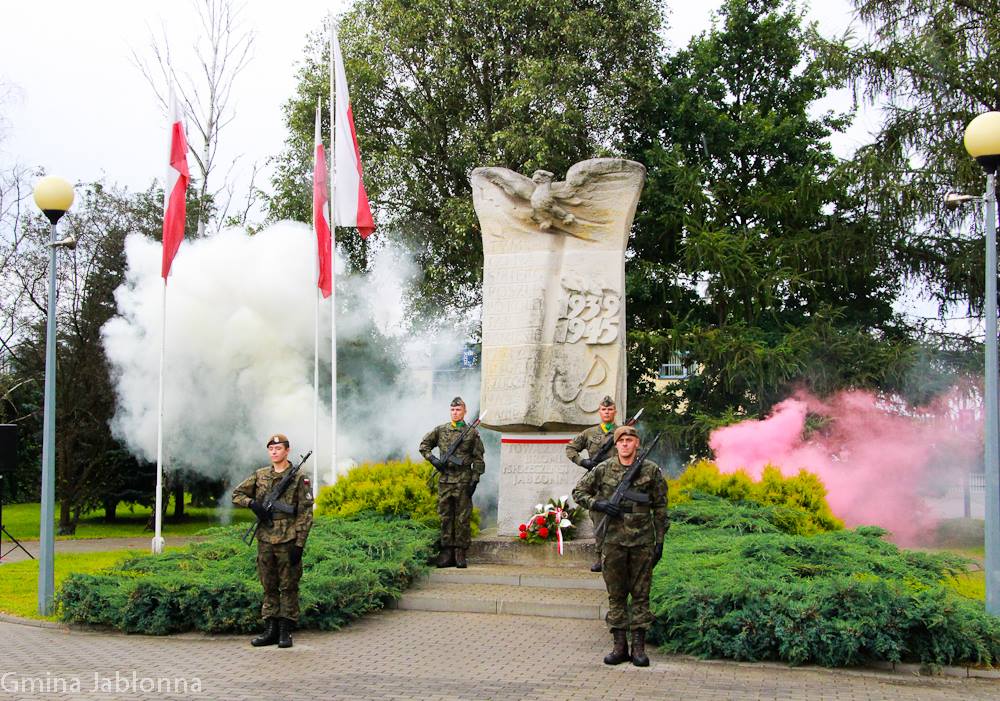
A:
[103, 498, 118, 523]
[173, 473, 185, 519]
[58, 498, 76, 535]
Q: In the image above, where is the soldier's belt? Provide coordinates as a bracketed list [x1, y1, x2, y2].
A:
[619, 504, 651, 514]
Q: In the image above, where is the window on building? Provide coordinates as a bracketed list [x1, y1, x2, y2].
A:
[658, 352, 692, 380]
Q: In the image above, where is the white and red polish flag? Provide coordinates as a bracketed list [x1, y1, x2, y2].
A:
[331, 26, 375, 239]
[314, 99, 333, 298]
[161, 96, 190, 279]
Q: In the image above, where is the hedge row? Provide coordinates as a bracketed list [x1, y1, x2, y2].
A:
[669, 460, 843, 535]
[58, 514, 435, 634]
[314, 457, 480, 536]
[651, 495, 999, 667]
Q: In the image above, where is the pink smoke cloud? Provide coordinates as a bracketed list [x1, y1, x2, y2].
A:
[708, 389, 982, 545]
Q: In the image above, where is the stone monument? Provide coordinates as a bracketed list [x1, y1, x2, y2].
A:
[471, 158, 646, 535]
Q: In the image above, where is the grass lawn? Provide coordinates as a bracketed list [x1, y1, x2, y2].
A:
[946, 569, 986, 601]
[918, 518, 986, 602]
[2, 501, 254, 541]
[0, 549, 179, 621]
[937, 546, 986, 602]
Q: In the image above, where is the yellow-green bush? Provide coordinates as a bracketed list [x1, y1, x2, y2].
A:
[315, 458, 480, 536]
[670, 460, 842, 535]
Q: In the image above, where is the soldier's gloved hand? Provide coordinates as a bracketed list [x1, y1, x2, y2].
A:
[290, 545, 304, 566]
[580, 458, 597, 470]
[428, 455, 443, 469]
[593, 500, 623, 518]
[467, 480, 478, 497]
[653, 541, 663, 566]
[249, 500, 270, 521]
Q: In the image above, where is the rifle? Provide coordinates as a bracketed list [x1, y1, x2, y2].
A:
[593, 432, 662, 540]
[434, 411, 488, 469]
[242, 451, 313, 546]
[581, 408, 644, 470]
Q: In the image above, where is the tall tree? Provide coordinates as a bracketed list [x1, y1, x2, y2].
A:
[268, 0, 665, 318]
[0, 164, 44, 502]
[847, 0, 1000, 329]
[6, 183, 198, 530]
[625, 0, 924, 457]
[133, 0, 255, 235]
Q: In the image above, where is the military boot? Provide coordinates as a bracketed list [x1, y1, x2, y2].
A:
[436, 547, 455, 568]
[277, 618, 294, 648]
[250, 618, 279, 647]
[631, 629, 649, 667]
[455, 548, 468, 568]
[603, 629, 629, 665]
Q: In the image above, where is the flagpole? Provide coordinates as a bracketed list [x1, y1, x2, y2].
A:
[152, 278, 167, 554]
[154, 82, 189, 554]
[329, 17, 338, 485]
[153, 82, 175, 557]
[313, 98, 322, 501]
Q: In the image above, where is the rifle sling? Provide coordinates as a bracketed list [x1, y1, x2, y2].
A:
[621, 488, 650, 504]
[270, 502, 297, 516]
[440, 420, 480, 465]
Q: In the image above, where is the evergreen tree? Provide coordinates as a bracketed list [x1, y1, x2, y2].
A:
[626, 0, 923, 457]
[9, 183, 189, 530]
[847, 0, 1000, 324]
[268, 0, 665, 319]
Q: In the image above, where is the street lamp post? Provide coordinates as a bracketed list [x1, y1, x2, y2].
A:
[965, 111, 1000, 615]
[31, 175, 75, 616]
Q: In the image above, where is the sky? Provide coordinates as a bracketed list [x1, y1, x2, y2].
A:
[0, 0, 347, 198]
[4, 1, 960, 333]
[0, 0, 868, 202]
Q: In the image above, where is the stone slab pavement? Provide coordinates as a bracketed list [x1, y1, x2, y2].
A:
[2, 611, 999, 701]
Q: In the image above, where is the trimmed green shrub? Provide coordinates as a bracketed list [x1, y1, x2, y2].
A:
[58, 514, 435, 634]
[651, 496, 1000, 667]
[315, 458, 480, 536]
[670, 460, 843, 535]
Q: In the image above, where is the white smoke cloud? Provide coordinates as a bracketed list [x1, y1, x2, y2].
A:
[102, 222, 486, 491]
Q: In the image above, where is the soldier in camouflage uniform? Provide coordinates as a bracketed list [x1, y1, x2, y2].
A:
[232, 433, 314, 649]
[419, 397, 486, 569]
[565, 395, 619, 572]
[572, 425, 668, 667]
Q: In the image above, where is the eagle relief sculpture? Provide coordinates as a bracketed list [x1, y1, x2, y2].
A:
[472, 158, 646, 432]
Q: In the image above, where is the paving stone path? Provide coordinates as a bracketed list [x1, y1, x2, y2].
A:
[3, 542, 998, 699]
[2, 611, 998, 700]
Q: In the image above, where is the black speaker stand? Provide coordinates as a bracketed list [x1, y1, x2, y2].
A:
[0, 474, 33, 561]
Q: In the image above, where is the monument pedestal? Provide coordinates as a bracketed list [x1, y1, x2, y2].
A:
[496, 433, 592, 538]
[468, 533, 596, 568]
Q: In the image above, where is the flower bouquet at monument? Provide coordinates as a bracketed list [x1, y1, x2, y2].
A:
[517, 496, 584, 553]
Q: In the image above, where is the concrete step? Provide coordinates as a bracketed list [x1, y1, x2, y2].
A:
[468, 534, 597, 568]
[427, 563, 605, 590]
[390, 578, 609, 620]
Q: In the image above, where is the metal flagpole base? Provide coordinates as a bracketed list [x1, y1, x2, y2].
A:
[151, 536, 165, 554]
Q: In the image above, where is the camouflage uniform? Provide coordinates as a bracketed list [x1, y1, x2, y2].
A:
[232, 466, 314, 623]
[565, 422, 618, 558]
[572, 456, 668, 632]
[419, 422, 485, 549]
